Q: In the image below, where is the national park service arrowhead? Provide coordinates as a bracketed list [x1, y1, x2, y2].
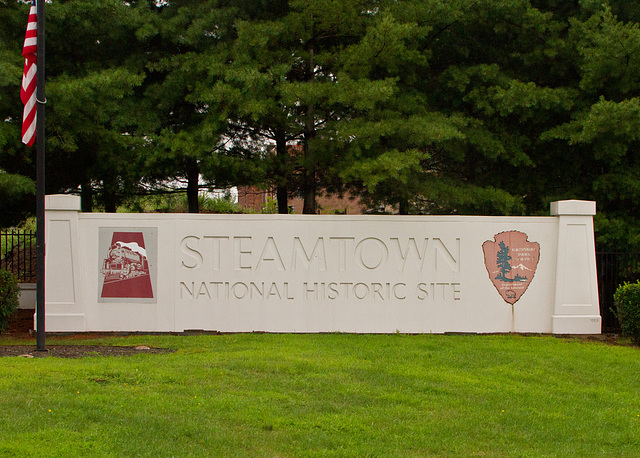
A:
[482, 231, 540, 305]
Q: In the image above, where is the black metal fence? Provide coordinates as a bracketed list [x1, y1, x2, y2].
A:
[0, 230, 36, 283]
[596, 251, 640, 332]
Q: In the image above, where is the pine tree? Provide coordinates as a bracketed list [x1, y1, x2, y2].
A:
[496, 241, 512, 281]
[42, 0, 147, 212]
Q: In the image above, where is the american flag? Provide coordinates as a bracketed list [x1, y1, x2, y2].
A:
[21, 1, 37, 147]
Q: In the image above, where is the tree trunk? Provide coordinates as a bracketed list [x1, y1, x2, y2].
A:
[186, 158, 199, 213]
[302, 149, 316, 214]
[302, 37, 317, 215]
[102, 176, 117, 213]
[398, 197, 409, 215]
[80, 180, 93, 213]
[103, 192, 117, 213]
[275, 129, 289, 214]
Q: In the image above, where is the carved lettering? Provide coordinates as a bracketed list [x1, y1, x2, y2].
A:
[234, 237, 252, 270]
[180, 281, 195, 298]
[353, 283, 369, 299]
[285, 283, 294, 300]
[267, 282, 282, 299]
[329, 237, 354, 271]
[180, 236, 202, 269]
[304, 282, 319, 300]
[417, 282, 461, 300]
[291, 237, 327, 271]
[232, 282, 249, 299]
[180, 235, 461, 273]
[393, 283, 407, 300]
[355, 237, 389, 270]
[328, 282, 339, 299]
[203, 236, 228, 271]
[433, 238, 460, 272]
[393, 238, 429, 271]
[250, 282, 264, 299]
[256, 237, 286, 271]
[198, 282, 211, 299]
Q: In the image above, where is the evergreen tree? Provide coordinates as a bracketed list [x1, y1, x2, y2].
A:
[542, 3, 640, 248]
[2, 0, 640, 248]
[42, 0, 147, 212]
[203, 0, 395, 213]
[0, 0, 37, 225]
[134, 0, 242, 213]
[496, 241, 512, 281]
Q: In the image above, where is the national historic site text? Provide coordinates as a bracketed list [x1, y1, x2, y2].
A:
[179, 234, 461, 303]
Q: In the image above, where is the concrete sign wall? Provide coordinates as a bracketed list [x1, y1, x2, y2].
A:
[43, 195, 601, 334]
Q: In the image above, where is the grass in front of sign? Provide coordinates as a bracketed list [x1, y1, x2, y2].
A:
[0, 333, 639, 456]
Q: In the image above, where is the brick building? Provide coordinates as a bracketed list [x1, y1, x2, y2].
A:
[237, 186, 368, 214]
[236, 144, 370, 214]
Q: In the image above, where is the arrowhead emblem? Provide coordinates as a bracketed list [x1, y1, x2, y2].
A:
[482, 231, 540, 305]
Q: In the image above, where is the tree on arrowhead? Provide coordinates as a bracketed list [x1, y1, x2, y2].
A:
[496, 241, 512, 282]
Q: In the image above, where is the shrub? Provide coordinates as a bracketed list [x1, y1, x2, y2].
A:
[613, 281, 640, 343]
[201, 195, 245, 214]
[119, 193, 247, 214]
[0, 269, 20, 332]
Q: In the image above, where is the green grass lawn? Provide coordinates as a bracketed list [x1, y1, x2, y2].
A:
[0, 333, 639, 457]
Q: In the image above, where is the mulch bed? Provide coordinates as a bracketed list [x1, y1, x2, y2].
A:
[0, 344, 174, 358]
[1, 309, 174, 358]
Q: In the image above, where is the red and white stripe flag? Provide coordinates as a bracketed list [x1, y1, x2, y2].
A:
[21, 1, 37, 147]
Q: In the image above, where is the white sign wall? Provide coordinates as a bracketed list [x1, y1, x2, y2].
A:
[43, 195, 601, 334]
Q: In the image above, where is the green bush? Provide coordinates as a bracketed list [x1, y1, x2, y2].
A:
[0, 269, 20, 332]
[613, 281, 640, 343]
[201, 195, 245, 214]
[119, 193, 247, 214]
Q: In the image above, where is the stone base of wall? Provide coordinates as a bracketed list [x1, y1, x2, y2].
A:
[18, 283, 36, 309]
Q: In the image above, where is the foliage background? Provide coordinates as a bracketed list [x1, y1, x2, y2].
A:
[0, 268, 19, 331]
[1, 0, 639, 248]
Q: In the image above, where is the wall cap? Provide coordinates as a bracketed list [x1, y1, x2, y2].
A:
[550, 200, 596, 216]
[45, 194, 81, 211]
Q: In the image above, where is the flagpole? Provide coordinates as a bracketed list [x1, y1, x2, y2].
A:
[35, 0, 46, 351]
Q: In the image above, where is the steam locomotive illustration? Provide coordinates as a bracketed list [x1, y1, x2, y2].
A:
[101, 242, 150, 282]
